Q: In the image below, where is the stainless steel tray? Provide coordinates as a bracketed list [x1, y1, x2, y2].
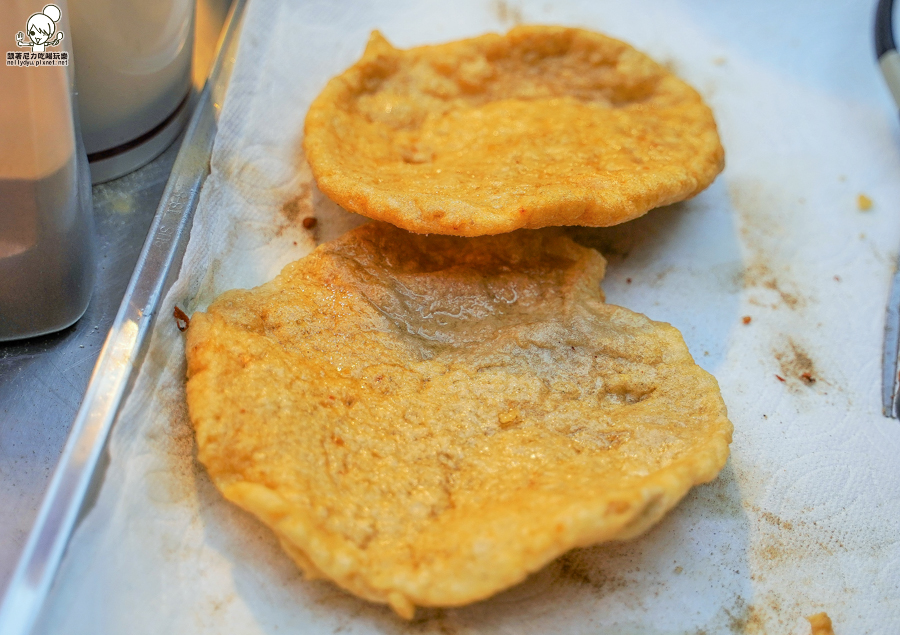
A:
[0, 2, 247, 632]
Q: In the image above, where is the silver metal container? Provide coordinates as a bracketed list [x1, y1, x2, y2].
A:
[69, 0, 195, 183]
[0, 1, 96, 341]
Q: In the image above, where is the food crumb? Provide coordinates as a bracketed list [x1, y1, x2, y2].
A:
[174, 306, 190, 332]
[302, 216, 318, 229]
[800, 372, 815, 384]
[857, 194, 873, 211]
[806, 612, 835, 635]
[742, 316, 752, 325]
[498, 408, 520, 427]
[775, 375, 786, 382]
[833, 275, 841, 282]
[626, 278, 632, 284]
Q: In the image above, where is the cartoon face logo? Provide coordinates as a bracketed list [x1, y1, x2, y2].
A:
[16, 5, 64, 52]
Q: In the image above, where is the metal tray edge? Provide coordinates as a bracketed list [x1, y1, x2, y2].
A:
[0, 2, 248, 633]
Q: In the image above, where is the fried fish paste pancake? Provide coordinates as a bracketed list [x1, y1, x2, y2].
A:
[303, 27, 724, 236]
[185, 224, 732, 618]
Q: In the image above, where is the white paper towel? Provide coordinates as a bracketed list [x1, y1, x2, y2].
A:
[34, 0, 900, 633]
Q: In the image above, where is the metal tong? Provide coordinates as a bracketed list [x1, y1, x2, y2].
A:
[876, 0, 900, 416]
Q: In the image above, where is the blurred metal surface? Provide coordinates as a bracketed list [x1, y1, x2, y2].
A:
[0, 0, 234, 600]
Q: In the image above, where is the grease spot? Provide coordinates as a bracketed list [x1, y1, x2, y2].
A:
[746, 502, 849, 571]
[729, 181, 810, 311]
[145, 469, 189, 505]
[662, 57, 681, 75]
[758, 510, 794, 532]
[774, 339, 818, 389]
[394, 607, 460, 634]
[723, 596, 765, 634]
[279, 183, 313, 236]
[743, 263, 804, 310]
[553, 551, 628, 596]
[490, 0, 523, 25]
[714, 592, 796, 635]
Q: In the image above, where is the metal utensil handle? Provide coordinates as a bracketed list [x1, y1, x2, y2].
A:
[876, 0, 900, 110]
[876, 0, 896, 58]
[875, 0, 900, 418]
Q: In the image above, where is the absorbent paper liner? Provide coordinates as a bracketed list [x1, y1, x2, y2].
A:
[35, 0, 900, 633]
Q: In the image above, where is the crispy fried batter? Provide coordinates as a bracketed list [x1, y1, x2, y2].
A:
[303, 27, 724, 236]
[807, 613, 835, 635]
[185, 223, 732, 617]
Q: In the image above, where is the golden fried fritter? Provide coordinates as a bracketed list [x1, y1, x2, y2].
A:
[303, 27, 724, 236]
[185, 223, 732, 617]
